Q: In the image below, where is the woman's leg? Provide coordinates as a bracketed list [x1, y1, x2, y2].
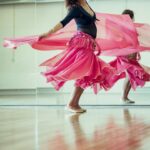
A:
[123, 77, 131, 100]
[68, 86, 84, 109]
[122, 77, 135, 103]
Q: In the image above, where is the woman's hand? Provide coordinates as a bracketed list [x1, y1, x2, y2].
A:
[39, 32, 49, 41]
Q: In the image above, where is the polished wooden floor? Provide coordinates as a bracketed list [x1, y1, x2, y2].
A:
[0, 106, 150, 150]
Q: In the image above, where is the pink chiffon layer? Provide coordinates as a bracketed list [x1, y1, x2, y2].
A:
[109, 55, 150, 90]
[41, 32, 124, 93]
[4, 13, 150, 56]
[3, 12, 150, 92]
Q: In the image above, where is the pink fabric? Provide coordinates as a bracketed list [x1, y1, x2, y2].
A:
[41, 32, 124, 93]
[4, 13, 150, 56]
[3, 12, 150, 92]
[109, 55, 150, 90]
[136, 23, 150, 48]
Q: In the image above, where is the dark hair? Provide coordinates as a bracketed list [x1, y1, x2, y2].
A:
[65, 0, 79, 8]
[122, 9, 134, 19]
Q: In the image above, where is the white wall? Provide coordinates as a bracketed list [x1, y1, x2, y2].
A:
[0, 0, 150, 92]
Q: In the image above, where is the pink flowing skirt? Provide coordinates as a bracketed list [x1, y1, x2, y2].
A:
[109, 55, 150, 90]
[41, 32, 124, 94]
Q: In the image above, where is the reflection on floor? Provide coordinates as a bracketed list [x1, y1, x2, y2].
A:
[0, 106, 150, 150]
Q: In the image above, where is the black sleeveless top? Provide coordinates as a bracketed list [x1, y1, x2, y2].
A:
[60, 5, 97, 39]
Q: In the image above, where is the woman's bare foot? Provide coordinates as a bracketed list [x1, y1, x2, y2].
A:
[65, 104, 86, 113]
[122, 97, 135, 104]
[66, 87, 86, 113]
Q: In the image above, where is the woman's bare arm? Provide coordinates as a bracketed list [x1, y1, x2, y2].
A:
[39, 6, 79, 40]
[127, 53, 137, 60]
[39, 22, 63, 40]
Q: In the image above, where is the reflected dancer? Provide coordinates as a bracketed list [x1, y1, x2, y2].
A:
[48, 111, 150, 150]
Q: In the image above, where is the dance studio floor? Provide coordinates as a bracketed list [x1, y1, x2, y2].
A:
[0, 106, 150, 150]
[0, 92, 150, 150]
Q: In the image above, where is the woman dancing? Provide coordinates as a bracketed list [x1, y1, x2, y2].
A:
[110, 9, 150, 104]
[38, 0, 121, 113]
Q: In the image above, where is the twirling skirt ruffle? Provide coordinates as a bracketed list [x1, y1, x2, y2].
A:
[41, 32, 124, 94]
[109, 56, 150, 90]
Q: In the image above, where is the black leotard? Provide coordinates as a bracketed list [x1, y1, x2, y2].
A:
[60, 5, 97, 39]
